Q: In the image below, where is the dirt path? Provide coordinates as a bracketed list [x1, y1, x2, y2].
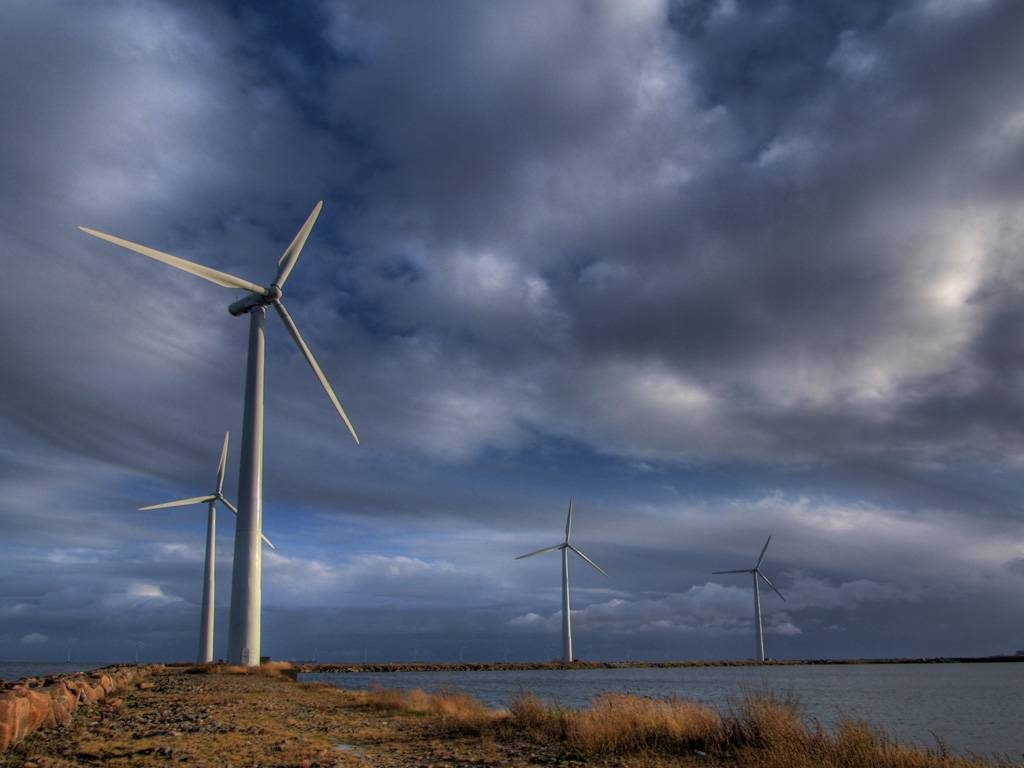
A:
[1, 667, 687, 768]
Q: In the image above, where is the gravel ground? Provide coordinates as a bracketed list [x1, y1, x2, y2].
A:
[0, 667, 691, 768]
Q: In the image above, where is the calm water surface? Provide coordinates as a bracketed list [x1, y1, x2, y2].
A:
[0, 661, 102, 682]
[303, 663, 1024, 757]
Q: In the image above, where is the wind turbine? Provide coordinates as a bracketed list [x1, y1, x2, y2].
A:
[712, 535, 785, 661]
[79, 201, 359, 665]
[139, 432, 275, 663]
[515, 498, 607, 663]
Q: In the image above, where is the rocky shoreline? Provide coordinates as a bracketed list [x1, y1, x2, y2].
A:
[0, 663, 1004, 768]
[0, 664, 597, 767]
[0, 664, 162, 753]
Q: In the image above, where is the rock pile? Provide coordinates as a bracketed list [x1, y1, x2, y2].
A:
[0, 664, 163, 751]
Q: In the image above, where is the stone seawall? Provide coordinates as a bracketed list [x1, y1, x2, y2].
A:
[0, 663, 163, 752]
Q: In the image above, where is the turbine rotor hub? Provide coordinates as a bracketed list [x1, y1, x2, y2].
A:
[228, 289, 274, 317]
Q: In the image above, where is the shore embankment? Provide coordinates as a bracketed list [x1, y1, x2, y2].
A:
[1, 663, 1010, 767]
[299, 654, 1024, 673]
[0, 664, 162, 752]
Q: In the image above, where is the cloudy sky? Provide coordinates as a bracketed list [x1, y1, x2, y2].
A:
[2, 0, 1024, 664]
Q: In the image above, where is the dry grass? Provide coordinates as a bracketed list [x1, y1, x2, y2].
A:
[721, 689, 805, 749]
[356, 685, 1009, 768]
[506, 691, 566, 739]
[359, 685, 436, 714]
[503, 691, 720, 754]
[715, 692, 1005, 768]
[356, 686, 501, 732]
[566, 692, 721, 754]
[429, 690, 500, 732]
[184, 661, 296, 679]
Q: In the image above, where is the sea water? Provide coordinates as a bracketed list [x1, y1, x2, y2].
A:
[0, 661, 102, 682]
[303, 663, 1024, 758]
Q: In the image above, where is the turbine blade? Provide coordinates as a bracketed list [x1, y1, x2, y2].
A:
[514, 544, 563, 560]
[759, 571, 786, 601]
[755, 535, 772, 569]
[711, 569, 750, 575]
[139, 494, 215, 511]
[569, 545, 607, 576]
[274, 201, 323, 288]
[217, 496, 275, 549]
[215, 432, 230, 494]
[78, 227, 267, 295]
[272, 300, 359, 444]
[565, 497, 573, 543]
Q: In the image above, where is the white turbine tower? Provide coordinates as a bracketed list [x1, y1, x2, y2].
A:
[80, 201, 359, 665]
[712, 535, 786, 661]
[139, 432, 275, 663]
[515, 498, 607, 663]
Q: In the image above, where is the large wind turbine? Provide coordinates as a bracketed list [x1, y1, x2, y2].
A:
[139, 432, 275, 663]
[712, 536, 786, 661]
[515, 498, 607, 663]
[80, 201, 359, 665]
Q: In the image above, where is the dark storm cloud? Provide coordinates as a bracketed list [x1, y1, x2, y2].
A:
[2, 0, 1024, 662]
[312, 0, 1024, 472]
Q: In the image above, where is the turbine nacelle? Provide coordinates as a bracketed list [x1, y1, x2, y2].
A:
[138, 432, 276, 550]
[710, 535, 784, 601]
[79, 201, 359, 445]
[228, 284, 283, 316]
[514, 498, 607, 576]
[229, 291, 269, 317]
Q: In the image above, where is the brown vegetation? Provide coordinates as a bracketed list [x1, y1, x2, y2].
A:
[183, 660, 297, 679]
[4, 665, 1010, 768]
[357, 685, 1010, 768]
[357, 685, 501, 732]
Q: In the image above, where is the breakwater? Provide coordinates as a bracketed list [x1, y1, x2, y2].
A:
[0, 663, 162, 751]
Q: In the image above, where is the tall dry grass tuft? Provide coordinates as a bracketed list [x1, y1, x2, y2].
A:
[429, 690, 501, 732]
[722, 690, 805, 749]
[259, 661, 297, 679]
[359, 685, 424, 712]
[507, 691, 567, 740]
[724, 700, 1009, 768]
[356, 686, 499, 731]
[565, 693, 720, 755]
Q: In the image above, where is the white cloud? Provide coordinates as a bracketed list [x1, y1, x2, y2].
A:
[263, 552, 493, 607]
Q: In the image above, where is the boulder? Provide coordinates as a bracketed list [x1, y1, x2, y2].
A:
[68, 679, 98, 705]
[1, 665, 161, 752]
[90, 674, 114, 696]
[0, 688, 51, 750]
[0, 690, 29, 752]
[46, 682, 78, 726]
[19, 689, 52, 735]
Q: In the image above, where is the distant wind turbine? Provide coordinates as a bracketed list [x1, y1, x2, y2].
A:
[515, 498, 607, 662]
[140, 432, 275, 663]
[712, 535, 786, 661]
[80, 201, 359, 665]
